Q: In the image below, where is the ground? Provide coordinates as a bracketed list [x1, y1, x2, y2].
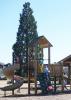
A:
[0, 94, 71, 100]
[0, 80, 71, 100]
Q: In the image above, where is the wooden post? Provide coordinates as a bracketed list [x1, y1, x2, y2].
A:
[4, 91, 6, 97]
[54, 76, 56, 93]
[70, 80, 71, 89]
[70, 64, 71, 89]
[61, 76, 64, 92]
[28, 71, 30, 95]
[34, 60, 37, 95]
[61, 66, 64, 92]
[28, 48, 30, 95]
[68, 66, 70, 84]
[34, 41, 38, 95]
[48, 46, 50, 68]
[12, 90, 14, 95]
[12, 52, 14, 95]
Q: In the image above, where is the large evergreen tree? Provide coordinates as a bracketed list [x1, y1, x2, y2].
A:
[12, 2, 38, 76]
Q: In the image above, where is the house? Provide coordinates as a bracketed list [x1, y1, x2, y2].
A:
[57, 55, 71, 83]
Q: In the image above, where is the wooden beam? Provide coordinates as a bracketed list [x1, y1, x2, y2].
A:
[34, 60, 37, 95]
[48, 46, 50, 67]
[28, 48, 30, 95]
[64, 61, 71, 64]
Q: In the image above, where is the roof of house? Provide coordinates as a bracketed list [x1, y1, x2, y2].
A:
[57, 55, 71, 65]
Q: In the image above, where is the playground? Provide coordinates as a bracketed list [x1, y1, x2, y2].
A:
[0, 33, 71, 97]
[0, 80, 71, 100]
[0, 2, 71, 98]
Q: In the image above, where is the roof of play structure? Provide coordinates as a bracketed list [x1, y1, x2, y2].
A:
[38, 36, 53, 48]
[29, 36, 53, 48]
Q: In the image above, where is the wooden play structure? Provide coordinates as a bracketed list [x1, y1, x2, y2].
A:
[49, 64, 63, 92]
[2, 36, 71, 96]
[0, 36, 53, 96]
[24, 36, 53, 94]
[48, 55, 71, 93]
[12, 35, 53, 95]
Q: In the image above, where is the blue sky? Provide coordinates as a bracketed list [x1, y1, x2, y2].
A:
[0, 0, 71, 64]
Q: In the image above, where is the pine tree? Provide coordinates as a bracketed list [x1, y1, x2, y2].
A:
[12, 2, 38, 76]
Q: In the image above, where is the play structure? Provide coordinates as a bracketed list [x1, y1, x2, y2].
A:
[1, 63, 52, 96]
[48, 61, 71, 93]
[12, 36, 53, 95]
[1, 30, 71, 96]
[1, 37, 71, 96]
[0, 36, 53, 96]
[1, 2, 71, 97]
[1, 35, 71, 96]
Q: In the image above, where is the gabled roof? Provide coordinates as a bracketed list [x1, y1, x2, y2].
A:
[38, 36, 53, 48]
[29, 35, 53, 48]
[58, 55, 71, 65]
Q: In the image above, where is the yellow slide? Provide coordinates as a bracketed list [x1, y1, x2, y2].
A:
[3, 64, 20, 79]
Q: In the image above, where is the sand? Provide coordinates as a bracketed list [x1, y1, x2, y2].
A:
[0, 80, 71, 100]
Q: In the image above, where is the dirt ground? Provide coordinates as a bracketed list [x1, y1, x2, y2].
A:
[0, 94, 71, 100]
[0, 80, 71, 100]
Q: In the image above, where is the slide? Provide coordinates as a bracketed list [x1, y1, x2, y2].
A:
[0, 64, 24, 96]
[3, 64, 20, 79]
[0, 76, 24, 96]
[0, 76, 24, 91]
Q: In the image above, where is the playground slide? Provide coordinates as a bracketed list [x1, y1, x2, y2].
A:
[3, 64, 20, 79]
[0, 77, 24, 96]
[0, 77, 24, 91]
[1, 64, 24, 96]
